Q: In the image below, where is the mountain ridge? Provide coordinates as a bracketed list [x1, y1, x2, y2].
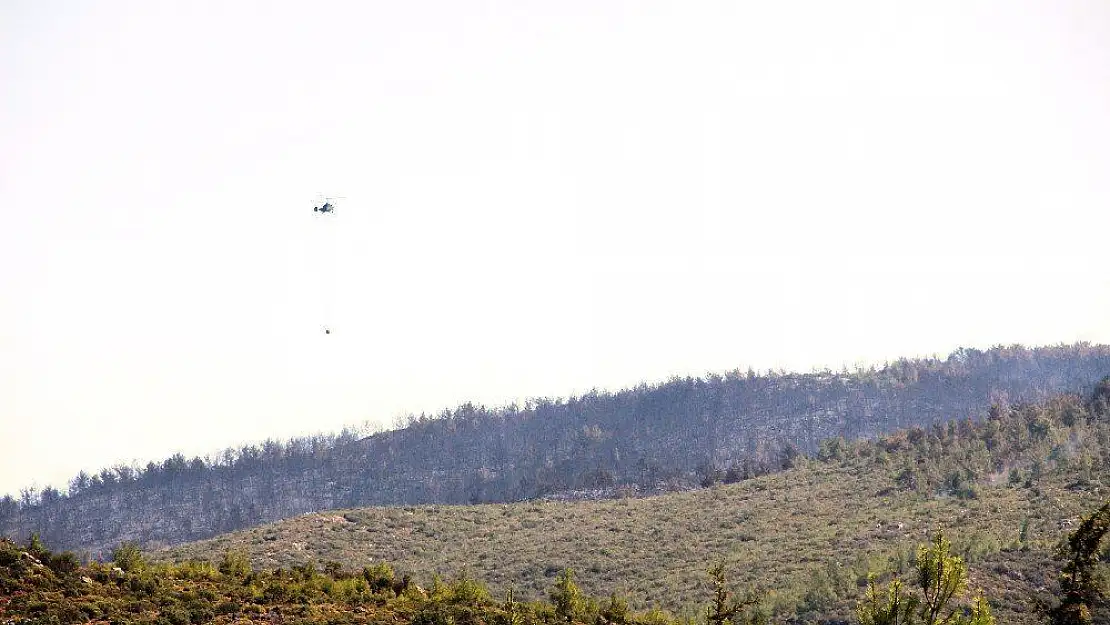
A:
[153, 382, 1110, 623]
[4, 342, 1110, 559]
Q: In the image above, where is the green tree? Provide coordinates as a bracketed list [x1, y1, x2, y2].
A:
[706, 562, 760, 625]
[451, 570, 491, 604]
[26, 532, 50, 562]
[218, 549, 252, 578]
[498, 587, 522, 625]
[551, 569, 585, 624]
[1048, 500, 1110, 625]
[916, 534, 968, 625]
[964, 592, 994, 625]
[857, 577, 917, 625]
[600, 592, 630, 625]
[47, 550, 80, 575]
[111, 541, 145, 572]
[855, 533, 993, 625]
[362, 562, 396, 593]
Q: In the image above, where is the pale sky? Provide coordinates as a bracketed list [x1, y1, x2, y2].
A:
[2, 1, 1110, 498]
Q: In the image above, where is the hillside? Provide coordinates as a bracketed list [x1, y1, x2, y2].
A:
[153, 383, 1110, 624]
[5, 343, 1110, 558]
[3, 521, 1080, 625]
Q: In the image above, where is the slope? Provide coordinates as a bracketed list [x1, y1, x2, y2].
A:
[154, 384, 1110, 624]
[6, 343, 1110, 557]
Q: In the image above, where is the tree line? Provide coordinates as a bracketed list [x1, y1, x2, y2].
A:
[3, 343, 1110, 556]
[4, 497, 1110, 624]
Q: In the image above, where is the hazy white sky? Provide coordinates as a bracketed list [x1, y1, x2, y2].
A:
[2, 0, 1109, 497]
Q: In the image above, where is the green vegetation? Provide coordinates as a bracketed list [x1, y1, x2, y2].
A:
[1046, 500, 1110, 625]
[7, 343, 1110, 559]
[856, 534, 993, 625]
[3, 505, 1108, 624]
[706, 562, 762, 625]
[113, 541, 147, 573]
[0, 535, 772, 624]
[5, 379, 1110, 623]
[150, 385, 1110, 623]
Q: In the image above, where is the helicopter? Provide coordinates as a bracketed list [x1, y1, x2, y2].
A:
[312, 195, 343, 336]
[313, 194, 346, 214]
[310, 195, 344, 335]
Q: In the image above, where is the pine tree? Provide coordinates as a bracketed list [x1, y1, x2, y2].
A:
[1048, 500, 1110, 625]
[551, 569, 584, 624]
[706, 562, 760, 625]
[854, 533, 994, 625]
[916, 534, 968, 625]
[856, 577, 917, 625]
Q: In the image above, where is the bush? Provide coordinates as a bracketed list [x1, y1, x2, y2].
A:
[27, 532, 51, 561]
[550, 569, 585, 624]
[156, 605, 191, 625]
[411, 604, 447, 625]
[174, 559, 219, 581]
[263, 581, 291, 603]
[127, 573, 160, 595]
[181, 597, 215, 623]
[218, 549, 252, 578]
[451, 573, 492, 604]
[292, 562, 317, 582]
[112, 542, 146, 572]
[855, 533, 994, 625]
[48, 551, 81, 575]
[329, 577, 371, 603]
[127, 599, 157, 614]
[363, 562, 395, 593]
[215, 600, 241, 615]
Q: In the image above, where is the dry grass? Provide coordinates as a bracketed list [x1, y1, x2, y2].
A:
[155, 455, 1105, 623]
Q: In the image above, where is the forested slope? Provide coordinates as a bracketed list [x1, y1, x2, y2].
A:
[156, 379, 1110, 624]
[4, 343, 1110, 557]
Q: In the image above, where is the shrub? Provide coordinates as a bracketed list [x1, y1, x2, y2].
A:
[48, 551, 81, 575]
[412, 602, 456, 625]
[363, 562, 395, 593]
[550, 569, 584, 624]
[292, 562, 317, 582]
[1047, 500, 1110, 625]
[854, 533, 994, 625]
[451, 572, 492, 605]
[112, 542, 146, 572]
[156, 605, 191, 625]
[27, 532, 51, 561]
[174, 559, 219, 581]
[215, 600, 242, 615]
[263, 581, 290, 603]
[218, 549, 252, 578]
